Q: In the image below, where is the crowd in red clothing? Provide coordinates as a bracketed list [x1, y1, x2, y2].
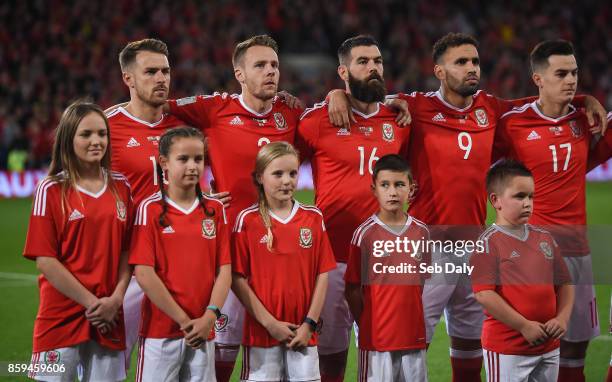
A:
[0, 0, 609, 170]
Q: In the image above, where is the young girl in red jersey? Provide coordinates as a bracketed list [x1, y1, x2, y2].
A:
[129, 127, 231, 381]
[24, 101, 132, 381]
[232, 141, 336, 382]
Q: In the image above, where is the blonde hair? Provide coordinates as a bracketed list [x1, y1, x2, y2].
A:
[48, 100, 119, 215]
[252, 141, 299, 251]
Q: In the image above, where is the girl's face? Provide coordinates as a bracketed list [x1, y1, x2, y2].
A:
[259, 154, 299, 204]
[160, 137, 205, 190]
[73, 113, 108, 166]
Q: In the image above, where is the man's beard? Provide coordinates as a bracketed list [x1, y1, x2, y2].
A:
[348, 72, 387, 103]
[449, 75, 479, 97]
[136, 86, 167, 107]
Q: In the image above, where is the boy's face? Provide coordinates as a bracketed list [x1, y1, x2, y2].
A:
[490, 175, 534, 225]
[372, 170, 412, 214]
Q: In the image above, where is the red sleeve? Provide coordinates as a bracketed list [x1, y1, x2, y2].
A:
[495, 96, 538, 115]
[296, 107, 322, 162]
[167, 94, 218, 131]
[23, 182, 59, 260]
[231, 222, 250, 278]
[587, 128, 612, 171]
[470, 238, 498, 292]
[344, 242, 361, 284]
[492, 117, 512, 163]
[216, 209, 231, 267]
[316, 217, 336, 275]
[128, 208, 156, 267]
[552, 240, 571, 286]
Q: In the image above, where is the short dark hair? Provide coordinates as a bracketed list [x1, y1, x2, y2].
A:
[119, 38, 169, 71]
[432, 33, 479, 63]
[486, 159, 533, 195]
[373, 154, 413, 183]
[232, 35, 279, 67]
[530, 39, 575, 73]
[337, 35, 380, 65]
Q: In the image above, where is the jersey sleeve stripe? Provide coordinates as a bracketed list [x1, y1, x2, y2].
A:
[105, 108, 121, 118]
[202, 194, 227, 224]
[351, 217, 375, 244]
[33, 178, 57, 217]
[298, 205, 323, 216]
[500, 103, 531, 120]
[355, 220, 376, 247]
[135, 192, 162, 226]
[299, 101, 327, 120]
[234, 206, 259, 233]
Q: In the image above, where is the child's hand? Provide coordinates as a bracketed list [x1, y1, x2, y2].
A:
[181, 312, 216, 349]
[85, 297, 120, 327]
[519, 320, 549, 346]
[543, 317, 567, 339]
[265, 320, 298, 343]
[287, 323, 313, 350]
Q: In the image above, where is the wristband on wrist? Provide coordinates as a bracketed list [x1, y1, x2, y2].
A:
[206, 305, 221, 319]
[303, 316, 318, 332]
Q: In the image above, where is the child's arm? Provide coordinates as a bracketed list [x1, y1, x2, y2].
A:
[232, 273, 297, 343]
[36, 257, 100, 310]
[85, 251, 132, 330]
[475, 290, 548, 346]
[183, 264, 232, 348]
[543, 284, 575, 339]
[288, 272, 329, 350]
[344, 282, 363, 326]
[134, 264, 190, 328]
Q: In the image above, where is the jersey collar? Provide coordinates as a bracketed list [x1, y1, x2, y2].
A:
[75, 170, 108, 199]
[492, 223, 530, 242]
[351, 103, 381, 119]
[269, 200, 300, 224]
[435, 89, 479, 112]
[372, 213, 413, 236]
[118, 107, 165, 128]
[238, 94, 273, 117]
[530, 101, 577, 123]
[165, 197, 200, 215]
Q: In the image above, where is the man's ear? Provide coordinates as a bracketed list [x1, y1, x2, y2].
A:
[532, 72, 543, 89]
[338, 65, 349, 82]
[433, 64, 445, 81]
[234, 66, 245, 84]
[122, 71, 134, 88]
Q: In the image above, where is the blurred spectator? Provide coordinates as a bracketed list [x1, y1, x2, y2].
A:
[0, 0, 609, 169]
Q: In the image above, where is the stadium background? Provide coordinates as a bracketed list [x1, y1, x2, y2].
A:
[0, 0, 610, 380]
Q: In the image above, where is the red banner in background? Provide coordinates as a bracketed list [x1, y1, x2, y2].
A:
[0, 161, 609, 199]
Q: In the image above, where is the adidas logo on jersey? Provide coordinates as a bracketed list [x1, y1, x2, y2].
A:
[432, 113, 446, 122]
[162, 226, 175, 234]
[126, 137, 140, 147]
[230, 116, 243, 125]
[68, 209, 84, 221]
[337, 127, 350, 136]
[260, 234, 269, 243]
[510, 251, 520, 258]
[526, 130, 541, 141]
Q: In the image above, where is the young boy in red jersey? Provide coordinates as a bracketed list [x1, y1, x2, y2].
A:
[471, 159, 575, 382]
[345, 154, 430, 382]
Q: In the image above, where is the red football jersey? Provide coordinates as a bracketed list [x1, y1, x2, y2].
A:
[345, 214, 430, 351]
[167, 93, 301, 224]
[232, 201, 336, 348]
[588, 112, 612, 170]
[496, 102, 592, 256]
[296, 102, 410, 262]
[470, 224, 571, 355]
[107, 107, 185, 206]
[23, 171, 132, 352]
[395, 90, 517, 225]
[129, 192, 230, 339]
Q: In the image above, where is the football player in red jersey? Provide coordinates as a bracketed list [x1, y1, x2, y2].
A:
[165, 35, 304, 381]
[328, 33, 605, 382]
[471, 159, 574, 382]
[24, 102, 132, 381]
[106, 39, 190, 370]
[495, 40, 604, 382]
[297, 35, 411, 382]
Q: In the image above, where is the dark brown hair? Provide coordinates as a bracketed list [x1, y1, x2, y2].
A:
[119, 38, 169, 71]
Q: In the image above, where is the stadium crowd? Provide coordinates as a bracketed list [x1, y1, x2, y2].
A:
[0, 0, 610, 170]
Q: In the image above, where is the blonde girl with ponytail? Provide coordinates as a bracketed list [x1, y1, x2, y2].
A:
[231, 141, 336, 382]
